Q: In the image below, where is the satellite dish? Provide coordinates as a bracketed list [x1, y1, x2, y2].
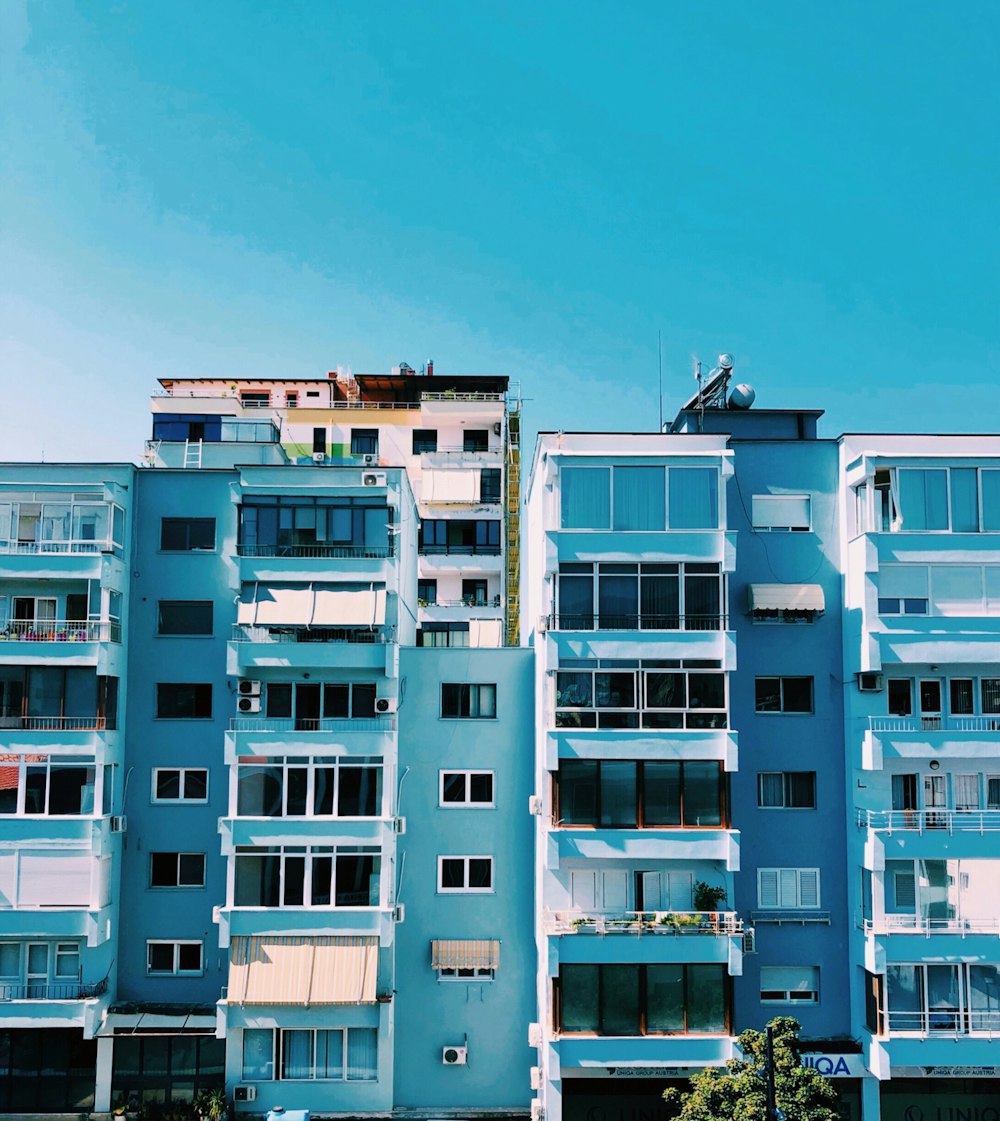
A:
[728, 383, 756, 409]
[718, 353, 734, 371]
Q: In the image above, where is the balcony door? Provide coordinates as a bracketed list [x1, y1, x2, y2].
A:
[919, 680, 943, 730]
[26, 944, 48, 998]
[637, 871, 693, 912]
[923, 774, 947, 828]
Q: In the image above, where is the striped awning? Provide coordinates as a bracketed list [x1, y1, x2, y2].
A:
[748, 583, 825, 612]
[227, 936, 378, 1006]
[430, 939, 500, 971]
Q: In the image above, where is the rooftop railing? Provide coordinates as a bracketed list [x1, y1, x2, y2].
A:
[869, 716, 1000, 733]
[0, 620, 121, 643]
[544, 910, 742, 936]
[857, 808, 1000, 833]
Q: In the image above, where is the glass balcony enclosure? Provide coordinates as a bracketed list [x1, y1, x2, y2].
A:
[0, 499, 125, 555]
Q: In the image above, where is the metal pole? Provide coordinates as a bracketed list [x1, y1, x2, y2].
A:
[766, 1024, 777, 1121]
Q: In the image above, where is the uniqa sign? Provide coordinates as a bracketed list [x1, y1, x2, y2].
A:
[800, 1053, 860, 1078]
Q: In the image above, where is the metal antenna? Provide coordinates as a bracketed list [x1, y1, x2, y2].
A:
[657, 331, 663, 432]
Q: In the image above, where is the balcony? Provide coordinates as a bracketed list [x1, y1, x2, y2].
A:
[0, 978, 107, 1001]
[858, 809, 1000, 834]
[0, 620, 121, 644]
[236, 544, 393, 560]
[0, 715, 106, 732]
[864, 716, 1000, 768]
[865, 916, 1000, 936]
[546, 613, 728, 633]
[545, 910, 742, 936]
[883, 1009, 1000, 1037]
[225, 716, 395, 761]
[229, 624, 391, 673]
[750, 909, 831, 925]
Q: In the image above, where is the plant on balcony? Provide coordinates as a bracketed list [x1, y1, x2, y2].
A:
[662, 1017, 838, 1121]
[195, 1087, 227, 1121]
[693, 880, 728, 912]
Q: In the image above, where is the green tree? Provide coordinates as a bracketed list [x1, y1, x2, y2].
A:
[662, 1017, 839, 1121]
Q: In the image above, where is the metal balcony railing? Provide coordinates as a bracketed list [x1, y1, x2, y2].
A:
[419, 544, 502, 556]
[864, 915, 1000, 936]
[750, 909, 831, 925]
[869, 715, 1000, 733]
[229, 716, 395, 734]
[546, 613, 728, 632]
[545, 910, 742, 936]
[231, 624, 389, 645]
[0, 715, 106, 731]
[857, 808, 1000, 834]
[421, 596, 502, 609]
[420, 391, 505, 402]
[0, 620, 121, 643]
[0, 978, 107, 1001]
[883, 1009, 1000, 1036]
[0, 540, 115, 556]
[236, 543, 394, 559]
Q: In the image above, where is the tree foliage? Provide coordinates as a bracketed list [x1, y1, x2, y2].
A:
[662, 1017, 840, 1121]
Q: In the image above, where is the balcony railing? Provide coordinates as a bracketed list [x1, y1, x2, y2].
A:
[869, 716, 1000, 733]
[545, 910, 742, 936]
[421, 596, 502, 609]
[883, 1009, 1000, 1036]
[0, 978, 107, 1001]
[419, 544, 502, 556]
[229, 716, 395, 734]
[750, 909, 831, 925]
[236, 543, 393, 559]
[857, 809, 1000, 834]
[0, 715, 106, 731]
[231, 624, 389, 645]
[865, 915, 1000, 936]
[546, 613, 728, 632]
[421, 391, 504, 403]
[0, 620, 121, 643]
[0, 540, 115, 556]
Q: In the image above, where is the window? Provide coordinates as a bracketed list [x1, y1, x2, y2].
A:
[757, 772, 816, 809]
[238, 496, 390, 557]
[879, 563, 1000, 616]
[559, 465, 720, 531]
[871, 466, 1000, 534]
[556, 561, 725, 631]
[440, 771, 494, 807]
[240, 391, 270, 408]
[152, 768, 209, 803]
[160, 518, 215, 551]
[234, 845, 380, 907]
[419, 519, 501, 555]
[754, 677, 814, 714]
[417, 579, 437, 605]
[885, 963, 1000, 1035]
[757, 868, 821, 909]
[285, 392, 298, 408]
[438, 856, 493, 893]
[146, 941, 203, 975]
[351, 429, 378, 456]
[418, 622, 469, 647]
[242, 1027, 377, 1082]
[760, 966, 820, 1004]
[412, 429, 437, 454]
[556, 759, 725, 827]
[438, 966, 494, 981]
[878, 564, 930, 615]
[156, 683, 212, 719]
[751, 495, 812, 532]
[236, 757, 382, 817]
[462, 579, 489, 606]
[887, 678, 913, 716]
[312, 427, 326, 455]
[0, 757, 98, 815]
[150, 852, 206, 888]
[441, 683, 496, 719]
[156, 601, 213, 636]
[480, 468, 502, 503]
[558, 963, 728, 1035]
[463, 430, 489, 452]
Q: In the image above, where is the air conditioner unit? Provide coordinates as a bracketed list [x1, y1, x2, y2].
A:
[527, 1023, 543, 1048]
[110, 815, 127, 834]
[528, 795, 543, 816]
[531, 1100, 544, 1121]
[363, 472, 387, 487]
[312, 452, 326, 464]
[743, 928, 757, 954]
[238, 680, 262, 696]
[537, 616, 548, 634]
[233, 1086, 256, 1103]
[363, 453, 378, 466]
[375, 696, 397, 714]
[238, 696, 261, 714]
[858, 672, 884, 693]
[530, 1067, 542, 1090]
[394, 903, 405, 924]
[393, 816, 407, 834]
[493, 421, 502, 436]
[442, 1046, 467, 1066]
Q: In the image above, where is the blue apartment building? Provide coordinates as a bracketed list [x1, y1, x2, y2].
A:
[0, 362, 997, 1121]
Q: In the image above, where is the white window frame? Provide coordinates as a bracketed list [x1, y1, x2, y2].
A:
[438, 770, 495, 808]
[754, 676, 814, 715]
[241, 1027, 378, 1082]
[437, 966, 495, 982]
[151, 768, 209, 804]
[232, 845, 381, 909]
[440, 683, 497, 720]
[751, 494, 812, 532]
[149, 852, 206, 889]
[437, 855, 494, 894]
[234, 756, 384, 819]
[757, 868, 821, 909]
[756, 772, 816, 809]
[760, 965, 820, 1004]
[146, 940, 203, 976]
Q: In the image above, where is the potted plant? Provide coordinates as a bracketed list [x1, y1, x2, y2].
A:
[694, 880, 728, 912]
[195, 1088, 227, 1121]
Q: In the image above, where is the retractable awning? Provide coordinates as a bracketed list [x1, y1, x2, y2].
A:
[227, 936, 378, 1006]
[237, 585, 386, 627]
[748, 584, 825, 613]
[237, 586, 313, 626]
[423, 470, 478, 502]
[430, 940, 500, 971]
[311, 587, 386, 626]
[469, 618, 503, 648]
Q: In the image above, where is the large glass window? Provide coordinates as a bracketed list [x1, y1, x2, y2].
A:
[234, 846, 380, 908]
[236, 757, 382, 818]
[243, 1028, 376, 1082]
[239, 497, 390, 558]
[669, 467, 719, 529]
[556, 760, 725, 827]
[614, 468, 665, 531]
[561, 469, 611, 529]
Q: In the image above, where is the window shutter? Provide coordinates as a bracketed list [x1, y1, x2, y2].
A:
[894, 872, 916, 909]
[779, 868, 799, 907]
[797, 869, 820, 908]
[758, 870, 779, 908]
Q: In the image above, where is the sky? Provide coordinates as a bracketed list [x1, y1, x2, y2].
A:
[2, 0, 998, 464]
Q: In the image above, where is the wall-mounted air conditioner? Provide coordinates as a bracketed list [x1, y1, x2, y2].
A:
[530, 1067, 541, 1090]
[110, 816, 127, 833]
[442, 1046, 467, 1065]
[537, 617, 548, 634]
[527, 1023, 542, 1048]
[312, 452, 326, 464]
[393, 816, 407, 834]
[394, 903, 405, 923]
[857, 672, 884, 693]
[375, 697, 397, 714]
[528, 795, 543, 816]
[493, 421, 502, 436]
[743, 928, 756, 954]
[233, 1087, 256, 1103]
[238, 696, 261, 714]
[363, 472, 387, 487]
[363, 453, 378, 466]
[238, 680, 262, 696]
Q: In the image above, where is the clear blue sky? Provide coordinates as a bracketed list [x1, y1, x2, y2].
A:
[2, 0, 998, 462]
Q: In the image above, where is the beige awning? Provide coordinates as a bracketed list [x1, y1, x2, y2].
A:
[227, 935, 378, 1006]
[423, 470, 478, 503]
[469, 618, 503, 648]
[748, 584, 825, 612]
[311, 587, 386, 626]
[237, 586, 314, 626]
[430, 939, 500, 971]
